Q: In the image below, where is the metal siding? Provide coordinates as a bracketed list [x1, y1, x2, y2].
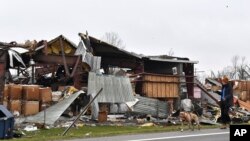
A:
[132, 95, 168, 118]
[88, 72, 135, 103]
[75, 41, 101, 72]
[26, 91, 84, 125]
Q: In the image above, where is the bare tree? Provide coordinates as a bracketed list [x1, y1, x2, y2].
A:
[167, 48, 174, 56]
[238, 56, 246, 79]
[217, 55, 249, 80]
[231, 55, 239, 79]
[102, 32, 126, 49]
[217, 66, 234, 79]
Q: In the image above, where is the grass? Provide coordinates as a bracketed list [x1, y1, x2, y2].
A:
[11, 124, 220, 141]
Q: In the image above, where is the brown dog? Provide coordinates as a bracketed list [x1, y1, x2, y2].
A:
[179, 111, 200, 131]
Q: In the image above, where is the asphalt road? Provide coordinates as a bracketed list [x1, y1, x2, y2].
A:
[66, 128, 229, 141]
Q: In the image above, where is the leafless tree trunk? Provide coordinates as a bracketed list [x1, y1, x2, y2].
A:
[217, 55, 249, 80]
[231, 55, 239, 79]
[167, 48, 174, 56]
[237, 56, 246, 79]
[217, 66, 234, 79]
[102, 32, 126, 49]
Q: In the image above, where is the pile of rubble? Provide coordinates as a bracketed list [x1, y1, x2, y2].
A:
[1, 34, 250, 139]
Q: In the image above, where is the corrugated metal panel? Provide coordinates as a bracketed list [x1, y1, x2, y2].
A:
[206, 78, 222, 86]
[75, 41, 101, 71]
[201, 91, 220, 106]
[75, 41, 86, 55]
[148, 57, 198, 64]
[91, 92, 100, 120]
[88, 72, 135, 103]
[79, 33, 143, 59]
[26, 91, 84, 125]
[131, 95, 168, 118]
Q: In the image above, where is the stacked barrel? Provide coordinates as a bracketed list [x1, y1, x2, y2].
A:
[22, 85, 40, 116]
[3, 84, 52, 116]
[39, 87, 52, 111]
[6, 84, 22, 114]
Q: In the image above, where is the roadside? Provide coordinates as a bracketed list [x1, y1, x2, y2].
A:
[12, 124, 220, 141]
[64, 128, 229, 141]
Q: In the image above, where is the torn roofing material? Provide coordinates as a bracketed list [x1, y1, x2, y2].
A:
[79, 33, 143, 59]
[8, 49, 26, 67]
[206, 78, 222, 87]
[201, 91, 220, 106]
[75, 41, 101, 71]
[131, 95, 168, 118]
[144, 56, 198, 64]
[48, 35, 77, 48]
[25, 90, 84, 125]
[237, 98, 250, 111]
[87, 72, 135, 103]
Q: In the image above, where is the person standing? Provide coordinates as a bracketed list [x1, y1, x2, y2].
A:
[219, 76, 233, 129]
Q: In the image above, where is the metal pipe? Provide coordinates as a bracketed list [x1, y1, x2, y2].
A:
[62, 88, 103, 136]
[31, 65, 34, 84]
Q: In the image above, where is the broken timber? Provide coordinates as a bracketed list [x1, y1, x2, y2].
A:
[195, 78, 220, 105]
[62, 88, 103, 136]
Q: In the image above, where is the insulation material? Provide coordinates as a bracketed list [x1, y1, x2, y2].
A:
[51, 44, 72, 54]
[48, 38, 76, 55]
[22, 101, 39, 116]
[22, 85, 40, 101]
[26, 90, 84, 125]
[39, 87, 52, 102]
[8, 84, 22, 100]
[8, 100, 22, 114]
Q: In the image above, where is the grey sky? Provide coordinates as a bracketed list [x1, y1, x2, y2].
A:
[1, 0, 250, 74]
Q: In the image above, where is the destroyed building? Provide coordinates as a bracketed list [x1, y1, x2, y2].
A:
[80, 32, 199, 114]
[4, 33, 250, 128]
[0, 33, 200, 120]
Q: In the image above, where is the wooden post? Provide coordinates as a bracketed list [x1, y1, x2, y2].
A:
[0, 50, 7, 104]
[167, 98, 174, 116]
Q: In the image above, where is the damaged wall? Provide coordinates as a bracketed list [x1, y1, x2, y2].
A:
[144, 60, 181, 75]
[0, 49, 7, 104]
[87, 72, 135, 103]
[131, 95, 168, 118]
[137, 73, 179, 98]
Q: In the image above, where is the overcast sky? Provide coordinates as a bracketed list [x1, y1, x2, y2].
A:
[1, 0, 250, 75]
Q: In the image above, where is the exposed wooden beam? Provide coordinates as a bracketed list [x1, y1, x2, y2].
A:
[34, 54, 80, 66]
